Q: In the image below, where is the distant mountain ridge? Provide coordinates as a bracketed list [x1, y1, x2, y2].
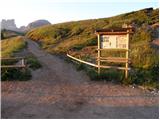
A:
[1, 19, 51, 32]
[1, 19, 19, 32]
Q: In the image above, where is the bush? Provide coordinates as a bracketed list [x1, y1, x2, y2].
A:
[86, 37, 97, 46]
[130, 42, 158, 69]
[26, 56, 42, 70]
[1, 68, 31, 81]
[129, 66, 159, 89]
[75, 63, 86, 71]
[72, 44, 85, 51]
[71, 26, 84, 36]
[131, 28, 152, 43]
[86, 68, 124, 82]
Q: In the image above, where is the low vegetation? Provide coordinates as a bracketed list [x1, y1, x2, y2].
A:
[1, 36, 26, 57]
[26, 8, 159, 89]
[1, 68, 31, 81]
[26, 55, 42, 70]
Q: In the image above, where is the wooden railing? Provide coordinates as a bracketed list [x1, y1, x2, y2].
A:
[1, 57, 26, 68]
[67, 54, 130, 70]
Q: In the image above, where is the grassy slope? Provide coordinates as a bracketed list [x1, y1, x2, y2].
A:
[26, 8, 159, 88]
[26, 8, 158, 53]
[1, 36, 26, 57]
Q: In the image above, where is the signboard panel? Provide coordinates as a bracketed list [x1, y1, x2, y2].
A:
[100, 35, 127, 49]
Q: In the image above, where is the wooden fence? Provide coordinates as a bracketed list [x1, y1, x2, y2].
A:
[1, 57, 26, 68]
[67, 54, 130, 70]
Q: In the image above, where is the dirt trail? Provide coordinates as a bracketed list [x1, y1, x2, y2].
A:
[1, 40, 159, 119]
[27, 39, 90, 84]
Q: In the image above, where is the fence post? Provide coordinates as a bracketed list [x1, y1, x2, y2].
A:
[97, 34, 101, 74]
[125, 32, 129, 79]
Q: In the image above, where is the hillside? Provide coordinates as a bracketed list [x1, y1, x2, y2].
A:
[26, 8, 159, 88]
[1, 36, 26, 57]
[26, 8, 158, 52]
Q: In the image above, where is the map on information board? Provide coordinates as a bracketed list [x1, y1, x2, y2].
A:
[100, 35, 127, 49]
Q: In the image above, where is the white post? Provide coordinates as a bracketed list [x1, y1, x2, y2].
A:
[22, 59, 25, 67]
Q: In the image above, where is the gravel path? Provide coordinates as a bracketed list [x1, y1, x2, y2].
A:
[1, 40, 159, 119]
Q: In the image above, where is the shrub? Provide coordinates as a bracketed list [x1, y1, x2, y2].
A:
[86, 37, 97, 46]
[1, 68, 31, 81]
[131, 28, 152, 43]
[86, 68, 124, 82]
[129, 66, 159, 89]
[72, 44, 85, 51]
[71, 26, 84, 36]
[130, 42, 158, 69]
[26, 56, 42, 70]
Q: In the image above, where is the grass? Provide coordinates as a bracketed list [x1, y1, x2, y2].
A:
[1, 36, 26, 57]
[73, 61, 124, 83]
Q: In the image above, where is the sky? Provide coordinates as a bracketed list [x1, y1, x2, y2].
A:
[0, 0, 159, 27]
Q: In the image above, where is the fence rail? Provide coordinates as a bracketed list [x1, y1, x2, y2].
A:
[1, 57, 26, 68]
[67, 54, 130, 70]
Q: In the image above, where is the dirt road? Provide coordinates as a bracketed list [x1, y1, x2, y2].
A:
[1, 40, 159, 119]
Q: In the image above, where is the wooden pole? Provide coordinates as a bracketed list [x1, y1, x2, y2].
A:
[125, 32, 129, 79]
[22, 59, 25, 66]
[97, 34, 101, 74]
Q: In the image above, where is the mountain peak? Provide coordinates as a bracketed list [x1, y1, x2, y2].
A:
[1, 19, 51, 32]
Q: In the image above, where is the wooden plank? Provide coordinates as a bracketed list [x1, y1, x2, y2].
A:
[98, 59, 130, 63]
[1, 57, 26, 69]
[99, 65, 130, 70]
[97, 48, 129, 51]
[1, 57, 24, 60]
[98, 57, 131, 61]
[1, 65, 26, 68]
[96, 32, 129, 35]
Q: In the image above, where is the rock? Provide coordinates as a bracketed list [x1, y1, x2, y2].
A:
[1, 19, 19, 32]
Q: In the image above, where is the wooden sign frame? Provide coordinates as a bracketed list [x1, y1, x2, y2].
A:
[95, 27, 133, 79]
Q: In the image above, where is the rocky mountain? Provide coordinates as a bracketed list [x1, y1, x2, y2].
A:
[1, 19, 51, 32]
[19, 20, 51, 32]
[27, 20, 51, 29]
[1, 19, 19, 32]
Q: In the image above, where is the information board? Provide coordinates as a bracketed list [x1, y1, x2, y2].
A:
[100, 35, 127, 49]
